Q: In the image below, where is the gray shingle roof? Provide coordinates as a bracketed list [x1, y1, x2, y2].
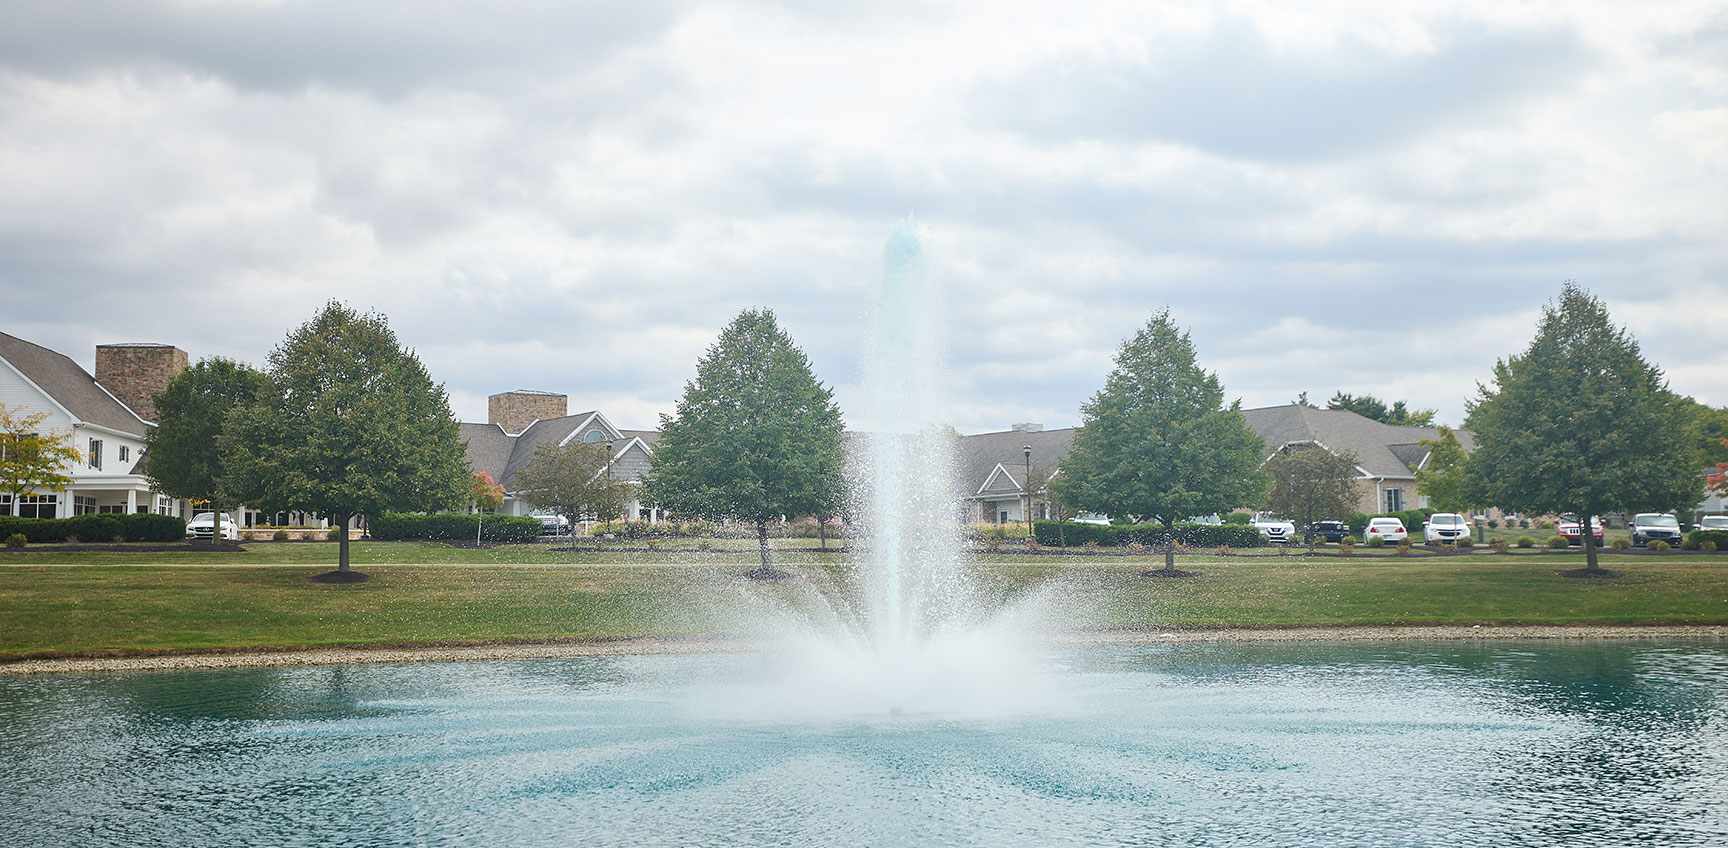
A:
[0, 331, 147, 437]
[1238, 404, 1473, 478]
[461, 411, 631, 492]
[956, 428, 1076, 497]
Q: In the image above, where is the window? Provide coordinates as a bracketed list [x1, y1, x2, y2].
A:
[88, 438, 103, 470]
[157, 495, 172, 515]
[119, 445, 130, 463]
[18, 494, 57, 519]
[583, 429, 605, 443]
[0, 494, 9, 516]
[73, 495, 96, 516]
[1384, 487, 1405, 513]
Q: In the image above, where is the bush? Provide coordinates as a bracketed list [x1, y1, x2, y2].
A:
[1341, 535, 1358, 545]
[0, 513, 185, 543]
[1396, 543, 1411, 555]
[273, 529, 289, 541]
[1516, 536, 1536, 548]
[1366, 535, 1385, 548]
[1489, 537, 1510, 553]
[1648, 539, 1670, 552]
[1223, 512, 1253, 525]
[5, 533, 24, 548]
[1457, 536, 1473, 549]
[1031, 520, 1262, 549]
[1702, 541, 1718, 553]
[371, 512, 541, 543]
[1610, 538, 1629, 550]
[1682, 529, 1728, 551]
[1337, 540, 1353, 555]
[1487, 519, 1499, 529]
[1539, 521, 1555, 530]
[1546, 535, 1568, 549]
[1520, 519, 1531, 529]
[240, 531, 257, 541]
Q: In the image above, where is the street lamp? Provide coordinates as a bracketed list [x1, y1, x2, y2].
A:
[1023, 445, 1033, 527]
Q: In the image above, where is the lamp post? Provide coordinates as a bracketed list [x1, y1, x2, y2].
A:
[1023, 445, 1033, 529]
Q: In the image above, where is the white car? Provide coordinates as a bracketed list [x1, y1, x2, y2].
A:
[185, 512, 238, 541]
[1365, 517, 1407, 544]
[1424, 513, 1470, 543]
[1072, 513, 1111, 526]
[533, 511, 571, 536]
[1696, 515, 1728, 531]
[1253, 512, 1296, 544]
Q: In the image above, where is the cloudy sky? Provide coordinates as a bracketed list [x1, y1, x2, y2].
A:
[3, 0, 1724, 434]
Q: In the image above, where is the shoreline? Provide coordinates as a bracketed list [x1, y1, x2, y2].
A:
[4, 624, 1724, 675]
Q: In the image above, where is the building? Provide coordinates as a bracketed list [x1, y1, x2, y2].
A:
[0, 332, 184, 518]
[1239, 403, 1475, 515]
[460, 390, 661, 522]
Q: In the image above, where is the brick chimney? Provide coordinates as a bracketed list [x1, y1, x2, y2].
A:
[488, 390, 568, 435]
[95, 344, 189, 423]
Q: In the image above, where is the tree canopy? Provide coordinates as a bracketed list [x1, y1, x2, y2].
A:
[1463, 282, 1698, 573]
[1413, 426, 1473, 514]
[143, 357, 267, 535]
[1055, 309, 1270, 574]
[1263, 446, 1360, 544]
[0, 403, 82, 510]
[644, 308, 845, 578]
[223, 301, 469, 577]
[1326, 392, 1436, 427]
[513, 442, 629, 549]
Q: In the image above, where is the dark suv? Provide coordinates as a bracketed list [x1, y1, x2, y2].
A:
[1307, 520, 1351, 543]
[1629, 513, 1683, 547]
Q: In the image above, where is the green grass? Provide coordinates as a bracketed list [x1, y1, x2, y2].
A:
[0, 539, 853, 565]
[2, 551, 1724, 658]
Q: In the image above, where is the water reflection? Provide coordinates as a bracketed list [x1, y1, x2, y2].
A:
[0, 642, 1723, 847]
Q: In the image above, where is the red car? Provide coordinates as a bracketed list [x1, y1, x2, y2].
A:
[1557, 516, 1604, 546]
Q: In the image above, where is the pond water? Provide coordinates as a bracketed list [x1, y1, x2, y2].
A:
[2, 641, 1725, 847]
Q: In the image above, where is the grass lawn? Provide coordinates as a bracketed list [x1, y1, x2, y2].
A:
[2, 549, 1724, 658]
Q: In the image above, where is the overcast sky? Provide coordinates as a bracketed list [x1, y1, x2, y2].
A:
[3, 0, 1724, 434]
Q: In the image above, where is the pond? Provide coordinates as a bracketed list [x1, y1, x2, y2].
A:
[2, 640, 1724, 847]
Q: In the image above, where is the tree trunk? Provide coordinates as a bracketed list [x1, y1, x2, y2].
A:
[757, 520, 772, 573]
[1163, 517, 1176, 573]
[476, 511, 483, 547]
[1058, 514, 1066, 548]
[1583, 513, 1600, 572]
[819, 517, 827, 551]
[336, 512, 351, 572]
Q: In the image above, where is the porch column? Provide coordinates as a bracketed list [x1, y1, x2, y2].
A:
[126, 489, 138, 514]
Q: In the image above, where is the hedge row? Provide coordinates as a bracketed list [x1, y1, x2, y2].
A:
[1684, 529, 1728, 550]
[0, 513, 186, 543]
[1032, 521, 1264, 548]
[371, 513, 541, 543]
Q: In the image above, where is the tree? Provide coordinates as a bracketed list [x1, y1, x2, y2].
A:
[222, 301, 469, 580]
[143, 358, 268, 544]
[644, 309, 846, 579]
[1025, 462, 1075, 547]
[512, 442, 628, 550]
[1262, 446, 1360, 547]
[0, 403, 82, 513]
[469, 471, 506, 545]
[1327, 392, 1437, 427]
[1463, 282, 1699, 575]
[1055, 309, 1271, 575]
[1414, 426, 1472, 513]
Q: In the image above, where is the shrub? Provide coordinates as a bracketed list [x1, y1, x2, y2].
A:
[1489, 537, 1510, 553]
[1338, 540, 1354, 555]
[1341, 535, 1358, 545]
[1701, 540, 1718, 553]
[1610, 538, 1629, 550]
[1457, 537, 1473, 549]
[1649, 539, 1670, 552]
[5, 533, 24, 548]
[240, 531, 257, 541]
[1539, 521, 1555, 530]
[1366, 535, 1385, 548]
[1546, 535, 1568, 549]
[1223, 512, 1253, 525]
[327, 528, 343, 540]
[371, 512, 540, 543]
[1026, 538, 1041, 552]
[1031, 520, 1261, 549]
[0, 513, 184, 543]
[1516, 536, 1536, 548]
[1081, 540, 1099, 551]
[1216, 545, 1230, 556]
[1682, 529, 1728, 551]
[273, 529, 289, 541]
[1487, 519, 1499, 529]
[1520, 519, 1531, 529]
[645, 539, 660, 551]
[1396, 543, 1411, 555]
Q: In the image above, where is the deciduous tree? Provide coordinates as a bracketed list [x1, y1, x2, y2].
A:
[1414, 426, 1473, 514]
[513, 442, 628, 550]
[1055, 309, 1270, 575]
[0, 403, 82, 513]
[1463, 282, 1698, 574]
[223, 301, 469, 580]
[644, 309, 845, 578]
[143, 358, 267, 543]
[1263, 446, 1360, 547]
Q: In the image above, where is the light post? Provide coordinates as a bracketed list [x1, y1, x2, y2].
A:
[1023, 445, 1033, 530]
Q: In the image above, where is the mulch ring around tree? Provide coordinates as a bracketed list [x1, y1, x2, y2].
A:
[309, 570, 371, 584]
[1141, 568, 1201, 578]
[1557, 567, 1623, 579]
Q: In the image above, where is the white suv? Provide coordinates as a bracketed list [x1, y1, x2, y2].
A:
[185, 512, 238, 541]
[1252, 512, 1296, 544]
[1424, 513, 1470, 543]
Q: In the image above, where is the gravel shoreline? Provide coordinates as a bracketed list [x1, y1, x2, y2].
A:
[4, 624, 1724, 675]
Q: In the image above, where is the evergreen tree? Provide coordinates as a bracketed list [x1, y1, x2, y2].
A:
[1327, 392, 1436, 427]
[1464, 282, 1698, 574]
[143, 358, 267, 543]
[644, 309, 845, 578]
[1055, 309, 1270, 575]
[223, 301, 469, 579]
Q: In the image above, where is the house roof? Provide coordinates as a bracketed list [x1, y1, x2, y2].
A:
[1238, 404, 1473, 478]
[956, 427, 1076, 498]
[0, 330, 148, 437]
[460, 411, 639, 492]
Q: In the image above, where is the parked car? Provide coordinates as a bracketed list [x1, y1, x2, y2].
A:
[1628, 513, 1683, 547]
[1307, 520, 1351, 543]
[1073, 513, 1110, 526]
[1252, 512, 1296, 544]
[185, 512, 238, 541]
[1557, 516, 1605, 546]
[1696, 515, 1728, 531]
[532, 511, 571, 536]
[1365, 517, 1407, 543]
[1424, 513, 1471, 544]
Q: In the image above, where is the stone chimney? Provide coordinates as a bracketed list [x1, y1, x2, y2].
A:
[1010, 422, 1044, 433]
[489, 390, 568, 435]
[95, 344, 189, 423]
